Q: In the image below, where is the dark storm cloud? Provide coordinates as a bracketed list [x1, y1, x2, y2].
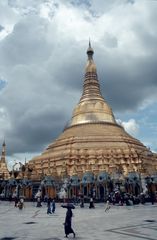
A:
[94, 37, 157, 112]
[0, 16, 83, 155]
[49, 51, 84, 91]
[5, 110, 68, 155]
[0, 17, 52, 66]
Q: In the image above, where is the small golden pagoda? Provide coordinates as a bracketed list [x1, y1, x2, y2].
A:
[0, 141, 10, 179]
[29, 43, 157, 179]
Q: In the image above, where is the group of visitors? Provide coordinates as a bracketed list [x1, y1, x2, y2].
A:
[35, 195, 56, 214]
[106, 191, 156, 206]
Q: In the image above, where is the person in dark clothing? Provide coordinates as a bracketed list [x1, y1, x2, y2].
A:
[14, 197, 18, 207]
[51, 199, 56, 213]
[140, 193, 145, 204]
[150, 192, 155, 205]
[47, 197, 52, 214]
[9, 194, 12, 202]
[89, 197, 95, 208]
[80, 195, 84, 208]
[64, 208, 75, 238]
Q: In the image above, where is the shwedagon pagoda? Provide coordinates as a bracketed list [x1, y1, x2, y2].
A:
[0, 43, 157, 200]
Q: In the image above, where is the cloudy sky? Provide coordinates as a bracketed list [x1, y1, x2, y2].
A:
[0, 0, 157, 169]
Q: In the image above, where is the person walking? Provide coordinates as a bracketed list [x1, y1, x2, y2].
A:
[89, 197, 95, 208]
[9, 194, 12, 202]
[36, 197, 42, 207]
[18, 198, 24, 210]
[14, 196, 18, 207]
[47, 197, 52, 214]
[51, 199, 56, 213]
[80, 194, 84, 208]
[105, 200, 111, 212]
[64, 208, 75, 238]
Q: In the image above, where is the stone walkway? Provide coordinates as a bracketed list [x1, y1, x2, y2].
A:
[0, 201, 156, 240]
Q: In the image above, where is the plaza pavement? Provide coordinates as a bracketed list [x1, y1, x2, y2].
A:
[0, 201, 156, 240]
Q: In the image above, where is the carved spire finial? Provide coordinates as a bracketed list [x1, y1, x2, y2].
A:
[89, 38, 91, 48]
[87, 40, 94, 60]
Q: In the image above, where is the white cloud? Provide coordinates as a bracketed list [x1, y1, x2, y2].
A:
[117, 118, 139, 137]
[0, 1, 20, 40]
[6, 152, 40, 170]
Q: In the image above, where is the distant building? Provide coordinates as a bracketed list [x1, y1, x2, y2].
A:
[0, 141, 10, 179]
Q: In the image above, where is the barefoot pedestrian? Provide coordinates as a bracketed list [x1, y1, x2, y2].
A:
[47, 197, 52, 214]
[51, 199, 56, 213]
[62, 203, 76, 238]
[105, 200, 111, 212]
[89, 197, 95, 208]
[64, 208, 75, 238]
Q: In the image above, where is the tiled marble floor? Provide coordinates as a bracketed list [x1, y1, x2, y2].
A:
[0, 201, 156, 240]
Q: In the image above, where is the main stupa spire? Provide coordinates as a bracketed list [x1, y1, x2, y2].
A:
[80, 41, 104, 102]
[69, 42, 116, 127]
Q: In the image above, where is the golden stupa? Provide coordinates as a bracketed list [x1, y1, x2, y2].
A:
[29, 43, 156, 179]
